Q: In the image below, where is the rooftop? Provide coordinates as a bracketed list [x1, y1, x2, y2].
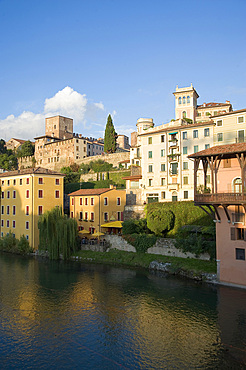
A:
[0, 167, 65, 177]
[68, 188, 113, 196]
[189, 142, 246, 159]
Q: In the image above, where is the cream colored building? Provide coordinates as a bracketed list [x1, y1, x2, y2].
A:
[0, 167, 64, 250]
[129, 84, 246, 203]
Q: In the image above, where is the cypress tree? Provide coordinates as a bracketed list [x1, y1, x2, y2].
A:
[104, 114, 117, 153]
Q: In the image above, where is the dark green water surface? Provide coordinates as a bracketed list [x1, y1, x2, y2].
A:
[0, 253, 246, 369]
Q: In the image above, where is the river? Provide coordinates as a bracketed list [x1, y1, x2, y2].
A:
[0, 253, 245, 369]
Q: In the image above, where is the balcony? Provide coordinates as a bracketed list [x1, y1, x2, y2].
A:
[194, 192, 246, 205]
[168, 154, 180, 162]
[169, 139, 178, 147]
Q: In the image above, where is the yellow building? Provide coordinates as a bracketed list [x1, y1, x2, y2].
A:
[68, 186, 126, 234]
[0, 167, 64, 250]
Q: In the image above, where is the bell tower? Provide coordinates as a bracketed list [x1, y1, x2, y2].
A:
[173, 84, 199, 122]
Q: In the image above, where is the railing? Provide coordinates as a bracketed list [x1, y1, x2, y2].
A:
[194, 192, 246, 203]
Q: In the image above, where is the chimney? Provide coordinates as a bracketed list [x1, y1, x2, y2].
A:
[226, 100, 230, 104]
[203, 103, 206, 107]
[110, 184, 116, 189]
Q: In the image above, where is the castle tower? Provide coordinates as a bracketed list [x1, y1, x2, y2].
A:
[173, 84, 199, 122]
[45, 116, 73, 139]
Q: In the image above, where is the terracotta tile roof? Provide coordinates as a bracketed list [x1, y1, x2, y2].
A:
[0, 167, 65, 177]
[68, 188, 112, 196]
[122, 175, 142, 180]
[10, 138, 27, 144]
[212, 108, 246, 118]
[197, 102, 230, 108]
[139, 120, 214, 136]
[188, 142, 246, 159]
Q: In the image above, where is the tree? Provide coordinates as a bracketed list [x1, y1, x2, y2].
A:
[0, 139, 7, 154]
[17, 140, 34, 157]
[0, 151, 18, 170]
[147, 208, 175, 236]
[104, 114, 117, 153]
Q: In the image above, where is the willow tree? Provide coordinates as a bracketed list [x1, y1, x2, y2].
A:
[38, 207, 78, 260]
[104, 114, 117, 153]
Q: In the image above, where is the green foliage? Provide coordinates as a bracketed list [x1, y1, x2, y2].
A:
[123, 234, 157, 253]
[104, 114, 117, 153]
[183, 117, 193, 124]
[174, 225, 216, 259]
[38, 207, 78, 260]
[0, 151, 18, 170]
[147, 209, 175, 236]
[70, 162, 80, 172]
[146, 201, 213, 237]
[90, 159, 113, 172]
[60, 166, 80, 184]
[80, 163, 91, 174]
[94, 179, 111, 188]
[0, 232, 33, 255]
[122, 218, 151, 235]
[17, 140, 35, 157]
[0, 139, 7, 154]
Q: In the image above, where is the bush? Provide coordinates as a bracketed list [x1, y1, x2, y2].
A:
[123, 234, 157, 253]
[0, 232, 33, 255]
[147, 209, 175, 236]
[122, 219, 151, 235]
[146, 201, 213, 237]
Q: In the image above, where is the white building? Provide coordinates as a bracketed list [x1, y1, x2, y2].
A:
[127, 84, 246, 204]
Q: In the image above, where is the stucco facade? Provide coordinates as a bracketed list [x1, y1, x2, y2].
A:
[0, 168, 64, 250]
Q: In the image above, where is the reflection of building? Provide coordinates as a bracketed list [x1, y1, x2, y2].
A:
[128, 84, 246, 204]
[68, 186, 126, 234]
[189, 142, 246, 288]
[0, 167, 64, 250]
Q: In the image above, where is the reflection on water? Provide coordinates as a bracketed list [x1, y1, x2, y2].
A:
[0, 253, 245, 369]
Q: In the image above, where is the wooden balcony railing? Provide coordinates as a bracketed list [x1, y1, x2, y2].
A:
[194, 192, 246, 204]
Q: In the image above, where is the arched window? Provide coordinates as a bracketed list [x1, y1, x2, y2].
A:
[187, 96, 190, 104]
[183, 96, 186, 104]
[233, 178, 242, 193]
[172, 191, 178, 202]
[182, 111, 187, 118]
[178, 97, 182, 105]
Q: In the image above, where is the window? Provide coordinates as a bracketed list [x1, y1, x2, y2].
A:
[91, 198, 94, 205]
[117, 197, 121, 205]
[184, 191, 188, 199]
[178, 97, 182, 105]
[1, 220, 3, 227]
[182, 131, 187, 140]
[238, 116, 244, 124]
[183, 96, 186, 104]
[182, 111, 186, 118]
[148, 151, 152, 159]
[26, 178, 29, 185]
[90, 212, 94, 221]
[183, 176, 188, 185]
[217, 133, 223, 142]
[104, 197, 108, 206]
[80, 198, 82, 205]
[161, 149, 165, 157]
[56, 179, 60, 185]
[1, 191, 4, 199]
[148, 179, 152, 186]
[161, 135, 165, 142]
[71, 211, 74, 218]
[7, 191, 10, 199]
[104, 212, 108, 221]
[26, 235, 29, 241]
[206, 112, 211, 116]
[7, 180, 10, 186]
[197, 112, 201, 117]
[161, 191, 165, 199]
[187, 96, 190, 104]
[205, 144, 210, 150]
[161, 163, 166, 171]
[85, 212, 88, 220]
[38, 206, 43, 215]
[171, 163, 178, 175]
[161, 178, 166, 186]
[12, 220, 16, 228]
[13, 190, 16, 198]
[26, 190, 30, 198]
[79, 211, 83, 220]
[236, 248, 245, 260]
[148, 137, 152, 144]
[55, 190, 59, 198]
[1, 206, 4, 215]
[193, 130, 198, 138]
[148, 165, 153, 172]
[1, 180, 3, 185]
[204, 128, 210, 137]
[7, 206, 9, 215]
[13, 179, 16, 186]
[26, 221, 29, 230]
[71, 198, 74, 206]
[194, 145, 199, 153]
[26, 206, 29, 215]
[38, 178, 43, 184]
[183, 146, 188, 155]
[117, 212, 121, 221]
[13, 206, 16, 215]
[7, 220, 9, 228]
[231, 228, 246, 241]
[238, 130, 244, 143]
[20, 179, 22, 185]
[183, 162, 188, 170]
[85, 198, 88, 205]
[217, 120, 222, 126]
[38, 190, 43, 198]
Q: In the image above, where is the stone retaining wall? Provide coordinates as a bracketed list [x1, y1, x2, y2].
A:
[105, 235, 136, 252]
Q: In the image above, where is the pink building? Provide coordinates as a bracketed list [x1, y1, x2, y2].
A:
[189, 143, 246, 288]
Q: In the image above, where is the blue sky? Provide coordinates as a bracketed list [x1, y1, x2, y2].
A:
[0, 0, 245, 142]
